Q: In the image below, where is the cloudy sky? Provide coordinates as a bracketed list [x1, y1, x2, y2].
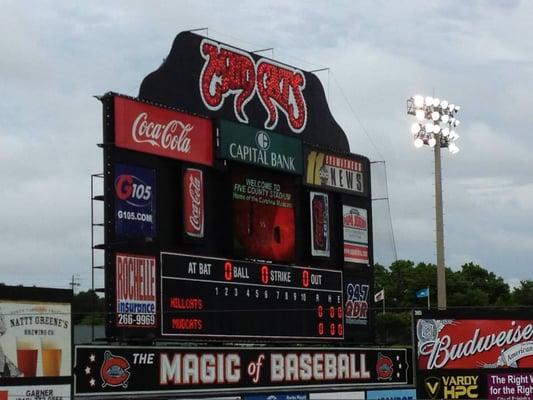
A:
[1, 0, 532, 291]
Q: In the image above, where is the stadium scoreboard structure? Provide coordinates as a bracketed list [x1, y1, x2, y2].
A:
[101, 31, 374, 344]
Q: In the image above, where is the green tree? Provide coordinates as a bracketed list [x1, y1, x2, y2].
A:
[511, 280, 533, 305]
[72, 290, 105, 325]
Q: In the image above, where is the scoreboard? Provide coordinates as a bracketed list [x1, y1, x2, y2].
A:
[102, 31, 374, 344]
[160, 253, 344, 340]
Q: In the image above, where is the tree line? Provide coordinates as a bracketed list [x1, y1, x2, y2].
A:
[72, 260, 533, 344]
[374, 260, 533, 344]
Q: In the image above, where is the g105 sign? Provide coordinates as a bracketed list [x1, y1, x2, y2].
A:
[74, 346, 412, 397]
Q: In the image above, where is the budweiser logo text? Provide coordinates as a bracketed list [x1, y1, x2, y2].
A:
[132, 112, 192, 153]
[200, 39, 307, 133]
[418, 320, 533, 369]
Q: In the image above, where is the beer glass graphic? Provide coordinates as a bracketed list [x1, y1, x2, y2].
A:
[16, 338, 38, 377]
[41, 337, 62, 376]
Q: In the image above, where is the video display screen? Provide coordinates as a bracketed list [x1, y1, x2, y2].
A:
[231, 166, 296, 262]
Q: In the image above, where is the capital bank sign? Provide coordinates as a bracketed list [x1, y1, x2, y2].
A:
[218, 120, 303, 175]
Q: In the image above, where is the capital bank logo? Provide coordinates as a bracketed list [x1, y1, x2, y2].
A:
[256, 130, 271, 150]
[100, 351, 131, 388]
[424, 375, 479, 399]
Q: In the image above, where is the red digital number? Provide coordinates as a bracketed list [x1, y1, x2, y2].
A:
[302, 270, 310, 288]
[337, 306, 343, 319]
[330, 323, 336, 336]
[317, 305, 323, 318]
[261, 265, 269, 284]
[224, 262, 233, 281]
[337, 323, 343, 336]
[318, 322, 324, 336]
[329, 306, 335, 319]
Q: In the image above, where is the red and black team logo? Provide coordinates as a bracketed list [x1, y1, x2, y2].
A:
[100, 351, 131, 388]
[376, 352, 394, 380]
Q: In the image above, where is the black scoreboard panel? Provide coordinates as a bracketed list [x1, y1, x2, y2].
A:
[160, 252, 344, 341]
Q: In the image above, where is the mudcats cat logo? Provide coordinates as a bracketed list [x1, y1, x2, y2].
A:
[199, 39, 307, 133]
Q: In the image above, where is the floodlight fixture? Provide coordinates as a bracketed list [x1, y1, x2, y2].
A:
[406, 93, 463, 310]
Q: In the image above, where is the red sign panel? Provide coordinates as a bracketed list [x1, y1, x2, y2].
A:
[114, 96, 213, 166]
[183, 168, 204, 238]
[417, 318, 533, 370]
[115, 253, 157, 328]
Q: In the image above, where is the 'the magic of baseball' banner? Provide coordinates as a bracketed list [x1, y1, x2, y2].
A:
[74, 346, 412, 397]
[114, 95, 214, 166]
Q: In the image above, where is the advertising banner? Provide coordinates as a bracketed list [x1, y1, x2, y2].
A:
[219, 120, 303, 175]
[305, 148, 367, 196]
[416, 317, 533, 369]
[114, 163, 156, 237]
[115, 253, 157, 329]
[343, 275, 370, 329]
[232, 167, 296, 262]
[0, 384, 71, 400]
[74, 345, 412, 397]
[414, 310, 533, 400]
[245, 393, 307, 400]
[114, 95, 213, 166]
[310, 191, 330, 257]
[366, 388, 416, 400]
[310, 392, 365, 399]
[343, 206, 369, 265]
[183, 168, 205, 238]
[417, 370, 485, 400]
[0, 301, 71, 379]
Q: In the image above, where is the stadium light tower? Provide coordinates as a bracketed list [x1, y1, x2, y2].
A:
[407, 95, 461, 309]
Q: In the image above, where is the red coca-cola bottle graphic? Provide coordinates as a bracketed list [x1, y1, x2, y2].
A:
[183, 168, 204, 238]
[311, 192, 329, 256]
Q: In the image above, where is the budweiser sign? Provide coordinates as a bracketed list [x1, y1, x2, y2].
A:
[417, 318, 533, 370]
[114, 96, 213, 166]
[183, 168, 204, 238]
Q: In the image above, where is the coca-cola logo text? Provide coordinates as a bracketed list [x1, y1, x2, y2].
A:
[132, 112, 192, 154]
[344, 212, 367, 229]
[199, 39, 307, 133]
[188, 175, 202, 232]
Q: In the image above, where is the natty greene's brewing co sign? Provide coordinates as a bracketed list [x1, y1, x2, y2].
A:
[219, 120, 303, 175]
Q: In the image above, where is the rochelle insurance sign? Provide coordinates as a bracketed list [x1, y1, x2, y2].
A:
[218, 120, 303, 175]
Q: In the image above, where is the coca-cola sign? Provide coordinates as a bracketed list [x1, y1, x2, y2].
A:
[416, 317, 533, 370]
[114, 95, 213, 166]
[183, 168, 204, 238]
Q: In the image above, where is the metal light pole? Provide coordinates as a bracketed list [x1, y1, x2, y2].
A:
[407, 95, 461, 310]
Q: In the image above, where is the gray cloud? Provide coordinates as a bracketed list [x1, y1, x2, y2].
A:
[0, 0, 531, 290]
